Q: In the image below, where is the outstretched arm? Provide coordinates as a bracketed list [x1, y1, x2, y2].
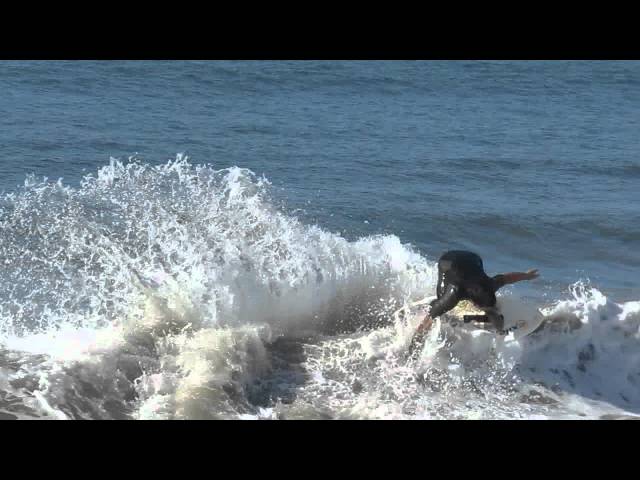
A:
[493, 269, 539, 289]
[410, 285, 460, 352]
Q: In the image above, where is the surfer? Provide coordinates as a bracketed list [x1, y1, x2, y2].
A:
[410, 250, 539, 350]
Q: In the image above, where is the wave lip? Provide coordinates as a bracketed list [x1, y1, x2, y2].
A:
[0, 156, 434, 419]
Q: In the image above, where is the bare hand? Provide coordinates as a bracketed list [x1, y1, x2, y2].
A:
[416, 315, 433, 334]
[409, 316, 433, 354]
[525, 269, 539, 280]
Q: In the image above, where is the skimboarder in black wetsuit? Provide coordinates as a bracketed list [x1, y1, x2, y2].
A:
[411, 250, 539, 350]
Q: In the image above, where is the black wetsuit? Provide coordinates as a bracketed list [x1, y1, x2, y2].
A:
[429, 250, 507, 322]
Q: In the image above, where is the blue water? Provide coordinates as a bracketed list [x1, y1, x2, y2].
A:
[2, 61, 640, 420]
[1, 60, 638, 299]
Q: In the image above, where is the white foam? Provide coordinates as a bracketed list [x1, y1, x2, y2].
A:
[1, 157, 639, 419]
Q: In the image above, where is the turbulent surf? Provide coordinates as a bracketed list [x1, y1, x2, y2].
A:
[1, 157, 639, 419]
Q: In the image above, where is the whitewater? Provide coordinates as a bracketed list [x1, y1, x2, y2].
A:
[1, 156, 639, 420]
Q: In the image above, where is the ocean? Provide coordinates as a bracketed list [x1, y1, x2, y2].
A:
[0, 60, 639, 419]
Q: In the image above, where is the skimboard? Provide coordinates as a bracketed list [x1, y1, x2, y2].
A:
[395, 296, 545, 343]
